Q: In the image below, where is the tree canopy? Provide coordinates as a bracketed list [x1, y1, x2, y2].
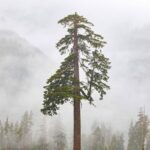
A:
[41, 13, 111, 116]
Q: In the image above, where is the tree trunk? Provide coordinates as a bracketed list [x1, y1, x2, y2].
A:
[73, 21, 81, 150]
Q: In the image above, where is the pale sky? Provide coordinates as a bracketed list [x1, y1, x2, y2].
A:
[0, 0, 150, 135]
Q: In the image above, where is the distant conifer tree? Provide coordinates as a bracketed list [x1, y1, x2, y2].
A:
[127, 109, 149, 150]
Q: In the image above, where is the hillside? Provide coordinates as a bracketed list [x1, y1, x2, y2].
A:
[0, 30, 47, 116]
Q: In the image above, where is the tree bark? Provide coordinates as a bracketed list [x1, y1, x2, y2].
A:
[73, 21, 81, 150]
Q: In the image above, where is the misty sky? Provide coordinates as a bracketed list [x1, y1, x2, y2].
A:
[0, 0, 150, 135]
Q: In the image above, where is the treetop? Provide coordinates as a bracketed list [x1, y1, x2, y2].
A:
[58, 12, 94, 27]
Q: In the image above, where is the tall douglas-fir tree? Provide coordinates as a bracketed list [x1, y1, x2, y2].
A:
[41, 13, 111, 150]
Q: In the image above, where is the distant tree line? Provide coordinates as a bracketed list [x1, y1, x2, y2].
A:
[0, 111, 33, 150]
[0, 111, 67, 150]
[82, 124, 124, 150]
[0, 109, 150, 150]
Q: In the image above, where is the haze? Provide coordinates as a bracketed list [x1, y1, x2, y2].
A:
[0, 0, 150, 139]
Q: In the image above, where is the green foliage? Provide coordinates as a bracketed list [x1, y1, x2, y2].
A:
[41, 54, 75, 116]
[41, 12, 111, 116]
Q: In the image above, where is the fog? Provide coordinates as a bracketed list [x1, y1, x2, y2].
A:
[0, 0, 150, 148]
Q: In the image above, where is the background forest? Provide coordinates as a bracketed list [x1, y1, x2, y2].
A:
[0, 109, 150, 150]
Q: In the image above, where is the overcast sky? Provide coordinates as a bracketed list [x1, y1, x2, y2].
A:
[1, 0, 150, 135]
